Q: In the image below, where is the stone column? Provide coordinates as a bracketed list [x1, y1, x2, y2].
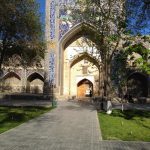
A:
[43, 0, 50, 97]
[55, 1, 61, 95]
[44, 47, 51, 97]
[22, 68, 27, 93]
[99, 65, 103, 96]
[44, 0, 57, 97]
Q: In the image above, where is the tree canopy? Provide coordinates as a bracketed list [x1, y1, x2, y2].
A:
[0, 0, 45, 70]
[70, 0, 150, 97]
[126, 0, 150, 34]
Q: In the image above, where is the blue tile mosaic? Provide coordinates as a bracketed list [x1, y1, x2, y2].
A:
[50, 0, 55, 39]
[49, 52, 55, 84]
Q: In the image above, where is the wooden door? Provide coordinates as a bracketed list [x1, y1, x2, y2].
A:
[77, 83, 89, 97]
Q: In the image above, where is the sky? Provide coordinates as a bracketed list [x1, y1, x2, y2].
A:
[36, 0, 150, 35]
[36, 0, 45, 24]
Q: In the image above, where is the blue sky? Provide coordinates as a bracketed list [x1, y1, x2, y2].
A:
[36, 0, 150, 35]
[36, 0, 45, 24]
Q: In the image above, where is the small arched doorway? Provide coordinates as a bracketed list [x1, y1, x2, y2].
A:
[2, 72, 22, 93]
[77, 79, 93, 98]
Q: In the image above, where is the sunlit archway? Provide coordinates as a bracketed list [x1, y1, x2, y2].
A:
[1, 72, 22, 93]
[59, 23, 102, 97]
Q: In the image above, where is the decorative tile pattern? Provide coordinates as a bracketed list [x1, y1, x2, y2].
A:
[49, 0, 78, 39]
[49, 53, 55, 84]
[59, 8, 71, 39]
[58, 1, 81, 39]
[50, 0, 56, 39]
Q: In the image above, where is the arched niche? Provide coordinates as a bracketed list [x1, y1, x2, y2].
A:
[69, 53, 100, 97]
[1, 72, 21, 93]
[127, 72, 148, 98]
[70, 52, 100, 69]
[27, 72, 44, 94]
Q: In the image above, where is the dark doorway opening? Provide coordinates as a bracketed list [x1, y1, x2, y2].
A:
[127, 73, 148, 98]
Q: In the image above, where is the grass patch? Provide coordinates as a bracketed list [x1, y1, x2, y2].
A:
[0, 106, 53, 134]
[98, 109, 150, 141]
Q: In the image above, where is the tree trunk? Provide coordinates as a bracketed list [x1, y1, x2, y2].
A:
[0, 49, 5, 70]
[0, 38, 7, 70]
[103, 57, 111, 99]
[103, 57, 107, 97]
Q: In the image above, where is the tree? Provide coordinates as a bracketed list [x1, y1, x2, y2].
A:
[0, 0, 44, 71]
[111, 37, 150, 99]
[126, 37, 150, 74]
[71, 0, 126, 98]
[70, 0, 150, 98]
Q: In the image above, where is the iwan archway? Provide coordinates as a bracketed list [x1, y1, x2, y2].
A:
[45, 1, 103, 98]
[58, 23, 102, 97]
[45, 0, 150, 98]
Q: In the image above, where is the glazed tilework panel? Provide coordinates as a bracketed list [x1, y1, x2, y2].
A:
[50, 0, 56, 40]
[59, 1, 79, 39]
[59, 8, 71, 39]
[49, 53, 56, 84]
[49, 0, 78, 40]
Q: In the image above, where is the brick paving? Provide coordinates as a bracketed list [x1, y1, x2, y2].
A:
[0, 101, 149, 150]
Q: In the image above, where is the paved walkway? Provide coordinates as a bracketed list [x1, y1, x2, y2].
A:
[0, 101, 149, 150]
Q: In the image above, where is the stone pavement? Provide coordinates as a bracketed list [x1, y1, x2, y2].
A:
[0, 101, 149, 150]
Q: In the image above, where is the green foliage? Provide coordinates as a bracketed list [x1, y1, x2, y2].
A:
[107, 35, 118, 42]
[71, 0, 150, 96]
[72, 0, 126, 37]
[112, 42, 150, 94]
[126, 43, 150, 74]
[111, 50, 128, 93]
[136, 58, 150, 74]
[0, 0, 44, 69]
[127, 43, 149, 59]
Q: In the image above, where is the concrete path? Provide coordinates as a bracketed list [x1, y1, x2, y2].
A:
[0, 101, 149, 150]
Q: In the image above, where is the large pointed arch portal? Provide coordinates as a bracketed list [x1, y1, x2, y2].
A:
[45, 1, 102, 97]
[58, 22, 101, 95]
